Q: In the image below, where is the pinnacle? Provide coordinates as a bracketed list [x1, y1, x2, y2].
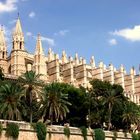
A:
[35, 33, 44, 55]
[14, 16, 23, 35]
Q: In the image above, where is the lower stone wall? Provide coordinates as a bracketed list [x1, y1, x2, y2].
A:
[0, 120, 132, 140]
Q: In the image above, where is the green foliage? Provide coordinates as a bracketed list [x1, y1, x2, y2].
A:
[132, 133, 139, 140]
[137, 133, 140, 140]
[80, 126, 87, 140]
[40, 82, 71, 124]
[0, 123, 3, 136]
[6, 123, 19, 139]
[94, 128, 105, 140]
[66, 85, 88, 127]
[18, 70, 43, 123]
[0, 82, 25, 120]
[30, 123, 37, 130]
[112, 131, 117, 140]
[36, 122, 47, 140]
[64, 126, 70, 139]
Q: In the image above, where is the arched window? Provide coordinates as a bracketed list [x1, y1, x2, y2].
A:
[20, 42, 22, 49]
[2, 52, 4, 58]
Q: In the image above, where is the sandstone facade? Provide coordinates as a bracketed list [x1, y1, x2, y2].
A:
[0, 16, 140, 104]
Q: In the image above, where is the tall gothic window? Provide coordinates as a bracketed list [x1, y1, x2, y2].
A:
[2, 52, 4, 58]
[20, 42, 22, 49]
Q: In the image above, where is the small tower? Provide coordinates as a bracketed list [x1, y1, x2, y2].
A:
[0, 26, 8, 73]
[12, 15, 24, 51]
[62, 50, 67, 64]
[34, 33, 46, 76]
[90, 56, 95, 67]
[10, 15, 26, 75]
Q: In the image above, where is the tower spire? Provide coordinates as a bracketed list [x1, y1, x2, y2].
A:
[12, 15, 24, 50]
[35, 33, 44, 55]
[13, 15, 23, 35]
[0, 26, 7, 51]
[0, 26, 7, 59]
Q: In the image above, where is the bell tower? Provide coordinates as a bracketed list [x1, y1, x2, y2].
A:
[10, 15, 26, 75]
[0, 26, 8, 73]
[12, 15, 24, 51]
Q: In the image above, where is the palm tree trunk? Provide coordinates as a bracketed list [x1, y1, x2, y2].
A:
[108, 103, 112, 130]
[30, 91, 32, 123]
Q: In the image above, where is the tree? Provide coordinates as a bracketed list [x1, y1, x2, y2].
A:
[122, 101, 140, 131]
[66, 85, 88, 127]
[101, 89, 122, 130]
[18, 70, 43, 123]
[40, 82, 71, 124]
[0, 82, 25, 120]
[89, 79, 127, 130]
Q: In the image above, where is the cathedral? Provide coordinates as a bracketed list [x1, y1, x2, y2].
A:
[0, 16, 140, 104]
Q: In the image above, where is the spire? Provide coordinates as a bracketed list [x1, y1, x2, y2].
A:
[35, 33, 44, 55]
[13, 15, 23, 35]
[0, 26, 7, 59]
[0, 26, 6, 50]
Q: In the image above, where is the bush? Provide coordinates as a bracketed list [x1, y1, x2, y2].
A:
[132, 133, 139, 140]
[36, 122, 47, 140]
[94, 128, 105, 140]
[64, 126, 70, 139]
[137, 133, 140, 140]
[112, 131, 117, 140]
[0, 123, 3, 136]
[80, 126, 87, 140]
[6, 123, 19, 139]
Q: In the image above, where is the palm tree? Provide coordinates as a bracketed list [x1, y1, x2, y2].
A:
[101, 89, 122, 130]
[122, 101, 140, 131]
[0, 82, 25, 120]
[40, 82, 71, 124]
[18, 70, 43, 123]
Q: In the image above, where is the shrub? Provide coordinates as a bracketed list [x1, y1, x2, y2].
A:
[6, 123, 19, 139]
[64, 126, 70, 139]
[124, 131, 127, 138]
[0, 123, 3, 136]
[132, 133, 139, 140]
[112, 131, 117, 140]
[36, 122, 47, 140]
[137, 133, 140, 140]
[94, 128, 105, 140]
[48, 131, 52, 140]
[80, 126, 87, 140]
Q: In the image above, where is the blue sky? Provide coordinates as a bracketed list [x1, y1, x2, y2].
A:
[0, 0, 140, 73]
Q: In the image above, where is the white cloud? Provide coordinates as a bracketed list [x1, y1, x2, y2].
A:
[29, 12, 36, 18]
[41, 36, 55, 46]
[26, 32, 32, 36]
[0, 0, 18, 13]
[109, 39, 117, 46]
[111, 25, 140, 41]
[54, 30, 69, 36]
[9, 19, 17, 24]
[29, 34, 55, 47]
[21, 0, 28, 1]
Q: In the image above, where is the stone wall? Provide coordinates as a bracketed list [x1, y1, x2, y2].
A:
[0, 120, 132, 140]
